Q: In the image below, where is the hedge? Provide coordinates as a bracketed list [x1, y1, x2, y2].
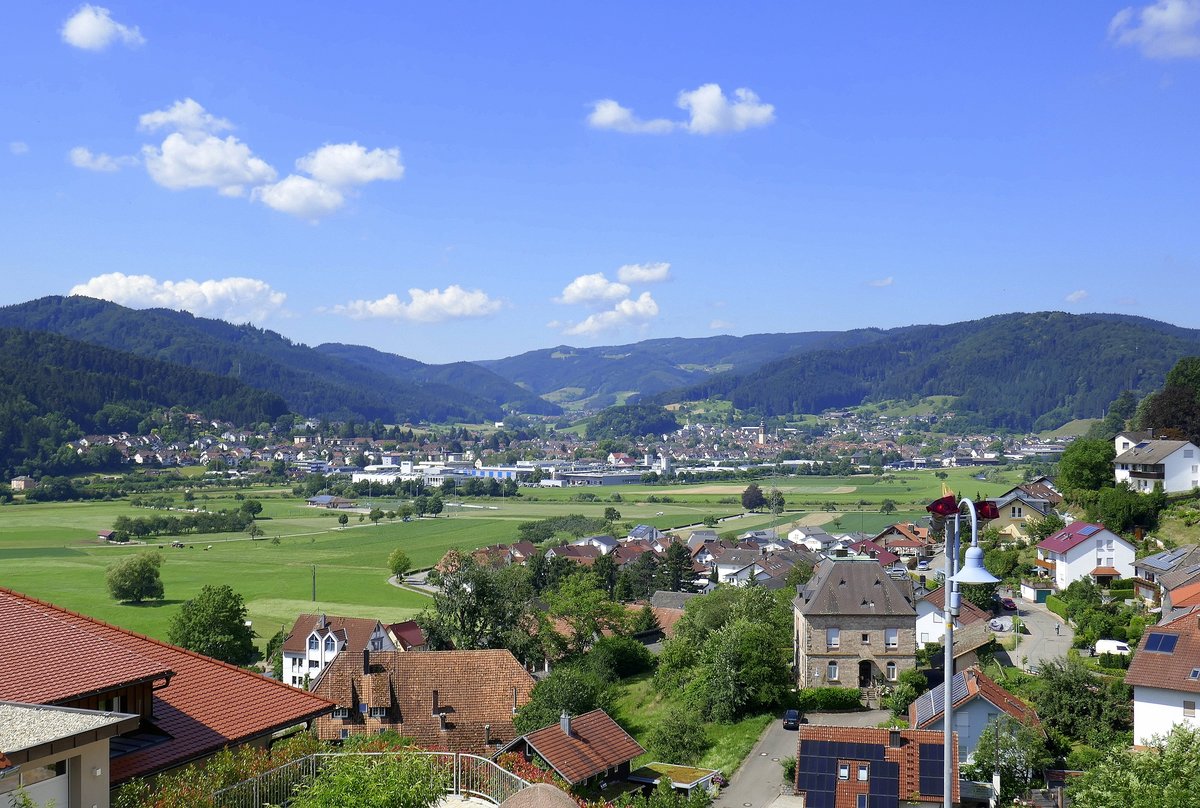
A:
[1046, 594, 1068, 619]
[1108, 579, 1136, 592]
[795, 687, 863, 712]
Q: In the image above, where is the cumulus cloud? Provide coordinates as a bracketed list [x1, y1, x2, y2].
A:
[587, 100, 677, 134]
[590, 84, 774, 135]
[1110, 0, 1200, 59]
[61, 4, 145, 50]
[138, 98, 232, 136]
[295, 143, 404, 186]
[564, 292, 659, 336]
[868, 276, 894, 287]
[616, 262, 671, 284]
[9, 141, 29, 155]
[557, 273, 631, 305]
[1065, 289, 1089, 303]
[69, 272, 287, 322]
[332, 286, 502, 322]
[69, 146, 136, 172]
[252, 175, 344, 220]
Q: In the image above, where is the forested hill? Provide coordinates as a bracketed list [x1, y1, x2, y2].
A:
[0, 297, 517, 424]
[650, 312, 1200, 431]
[314, 343, 561, 416]
[0, 327, 288, 476]
[476, 330, 886, 409]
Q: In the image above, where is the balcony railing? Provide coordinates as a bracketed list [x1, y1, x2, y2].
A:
[212, 751, 530, 808]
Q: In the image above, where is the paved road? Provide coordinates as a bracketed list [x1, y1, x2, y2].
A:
[1004, 594, 1074, 671]
[715, 710, 889, 808]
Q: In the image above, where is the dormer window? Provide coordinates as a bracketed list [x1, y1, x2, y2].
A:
[308, 635, 319, 651]
[368, 706, 388, 718]
[324, 637, 335, 653]
[332, 707, 350, 719]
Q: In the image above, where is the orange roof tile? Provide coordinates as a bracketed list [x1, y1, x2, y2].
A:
[282, 613, 384, 654]
[512, 710, 644, 784]
[796, 726, 958, 803]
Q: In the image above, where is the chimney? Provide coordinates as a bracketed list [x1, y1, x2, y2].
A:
[319, 613, 327, 630]
[484, 724, 492, 745]
[560, 710, 572, 737]
[363, 649, 370, 675]
[889, 729, 902, 748]
[431, 689, 440, 716]
[439, 712, 447, 731]
[512, 687, 518, 715]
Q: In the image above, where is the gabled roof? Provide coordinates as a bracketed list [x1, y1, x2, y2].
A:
[501, 709, 644, 785]
[1114, 439, 1195, 465]
[794, 559, 916, 617]
[796, 726, 958, 804]
[575, 534, 617, 549]
[847, 539, 901, 567]
[918, 587, 990, 626]
[1158, 561, 1200, 592]
[282, 614, 384, 654]
[1138, 545, 1200, 574]
[627, 524, 664, 541]
[1038, 521, 1122, 554]
[387, 620, 427, 650]
[1127, 612, 1200, 694]
[0, 588, 333, 785]
[547, 545, 601, 564]
[910, 667, 1040, 730]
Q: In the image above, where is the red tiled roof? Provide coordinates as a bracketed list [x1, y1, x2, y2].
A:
[1038, 521, 1112, 553]
[796, 726, 958, 803]
[387, 620, 427, 650]
[909, 666, 1040, 730]
[623, 603, 684, 638]
[514, 710, 644, 784]
[920, 587, 990, 626]
[282, 614, 383, 654]
[848, 539, 901, 566]
[0, 588, 333, 785]
[1126, 612, 1200, 694]
[1169, 580, 1200, 608]
[1090, 566, 1120, 577]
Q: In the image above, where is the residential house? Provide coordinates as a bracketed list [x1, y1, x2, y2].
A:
[9, 476, 35, 492]
[787, 527, 839, 554]
[386, 620, 428, 651]
[0, 587, 333, 791]
[990, 489, 1054, 540]
[794, 726, 958, 808]
[793, 559, 918, 690]
[1126, 612, 1200, 746]
[0, 701, 140, 808]
[711, 548, 766, 586]
[1115, 431, 1156, 455]
[846, 539, 906, 573]
[626, 525, 665, 543]
[1133, 545, 1200, 606]
[496, 709, 644, 787]
[545, 545, 601, 566]
[1114, 439, 1200, 494]
[1035, 521, 1135, 589]
[872, 523, 931, 557]
[312, 649, 536, 752]
[572, 535, 618, 556]
[909, 666, 1041, 761]
[281, 614, 396, 688]
[914, 586, 993, 668]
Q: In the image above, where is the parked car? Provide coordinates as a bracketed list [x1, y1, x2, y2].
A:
[1000, 597, 1017, 611]
[782, 709, 800, 730]
[916, 559, 931, 570]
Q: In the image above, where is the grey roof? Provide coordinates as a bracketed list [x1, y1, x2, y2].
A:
[912, 672, 970, 727]
[1159, 562, 1200, 592]
[1114, 439, 1194, 465]
[993, 489, 1051, 514]
[1138, 545, 1200, 573]
[649, 591, 700, 610]
[0, 701, 140, 764]
[794, 559, 917, 617]
[628, 524, 664, 540]
[575, 534, 617, 548]
[715, 549, 763, 567]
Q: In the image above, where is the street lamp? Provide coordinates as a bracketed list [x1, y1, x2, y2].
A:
[926, 495, 999, 808]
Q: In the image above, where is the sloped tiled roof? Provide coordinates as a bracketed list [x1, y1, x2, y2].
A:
[1138, 545, 1200, 574]
[794, 559, 916, 617]
[796, 726, 957, 804]
[0, 588, 333, 785]
[387, 620, 427, 650]
[312, 650, 535, 752]
[1127, 612, 1200, 694]
[1038, 521, 1120, 554]
[282, 613, 383, 654]
[910, 666, 1040, 730]
[1114, 440, 1194, 465]
[510, 709, 644, 784]
[847, 539, 901, 567]
[919, 587, 990, 626]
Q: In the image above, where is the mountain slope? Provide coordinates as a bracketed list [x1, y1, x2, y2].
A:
[653, 312, 1200, 430]
[0, 297, 509, 423]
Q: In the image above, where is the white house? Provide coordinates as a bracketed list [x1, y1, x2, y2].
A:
[909, 666, 1043, 761]
[711, 548, 766, 585]
[572, 534, 618, 555]
[787, 527, 838, 553]
[1114, 439, 1200, 494]
[1126, 613, 1200, 746]
[1035, 521, 1135, 589]
[281, 614, 395, 688]
[914, 586, 992, 650]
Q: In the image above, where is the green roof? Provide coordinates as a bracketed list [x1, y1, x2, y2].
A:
[628, 762, 719, 788]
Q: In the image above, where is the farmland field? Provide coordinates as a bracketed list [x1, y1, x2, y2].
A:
[0, 467, 1022, 650]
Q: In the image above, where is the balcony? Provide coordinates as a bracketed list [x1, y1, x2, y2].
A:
[1128, 468, 1165, 480]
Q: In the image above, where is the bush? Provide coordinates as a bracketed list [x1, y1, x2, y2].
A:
[1046, 595, 1068, 619]
[780, 756, 797, 784]
[585, 636, 655, 681]
[1108, 578, 1136, 592]
[646, 706, 710, 765]
[794, 687, 862, 712]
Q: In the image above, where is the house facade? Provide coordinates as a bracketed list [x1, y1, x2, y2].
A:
[496, 709, 644, 787]
[1132, 545, 1200, 606]
[1114, 439, 1200, 494]
[1035, 521, 1135, 589]
[909, 666, 1041, 761]
[793, 559, 918, 691]
[281, 614, 395, 688]
[1126, 613, 1200, 747]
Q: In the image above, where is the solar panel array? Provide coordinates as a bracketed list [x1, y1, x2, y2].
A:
[797, 739, 901, 808]
[918, 742, 946, 798]
[1141, 548, 1189, 571]
[1078, 525, 1102, 537]
[1144, 632, 1179, 653]
[911, 672, 967, 727]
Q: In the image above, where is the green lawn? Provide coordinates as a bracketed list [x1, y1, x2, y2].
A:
[610, 673, 773, 777]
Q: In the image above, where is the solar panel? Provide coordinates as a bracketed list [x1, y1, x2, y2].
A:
[1079, 525, 1101, 537]
[1145, 633, 1179, 653]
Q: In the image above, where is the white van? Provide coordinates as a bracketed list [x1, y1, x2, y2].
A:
[1094, 639, 1131, 656]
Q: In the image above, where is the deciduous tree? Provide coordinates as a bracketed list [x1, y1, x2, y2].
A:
[106, 552, 165, 603]
[168, 584, 256, 665]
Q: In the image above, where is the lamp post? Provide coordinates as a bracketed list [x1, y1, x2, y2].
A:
[927, 494, 999, 808]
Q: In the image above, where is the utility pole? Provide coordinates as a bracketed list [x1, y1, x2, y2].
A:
[311, 565, 316, 602]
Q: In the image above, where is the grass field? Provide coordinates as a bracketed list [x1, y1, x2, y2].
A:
[0, 467, 1024, 651]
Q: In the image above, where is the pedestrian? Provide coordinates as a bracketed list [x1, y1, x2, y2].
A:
[1055, 622, 1060, 636]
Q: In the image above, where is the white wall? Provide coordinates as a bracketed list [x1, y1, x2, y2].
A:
[1133, 685, 1200, 746]
[924, 698, 1003, 761]
[1165, 446, 1200, 494]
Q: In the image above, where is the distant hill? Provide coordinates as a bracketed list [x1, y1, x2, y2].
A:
[314, 343, 561, 416]
[650, 312, 1200, 431]
[477, 330, 885, 409]
[0, 326, 288, 476]
[0, 297, 528, 424]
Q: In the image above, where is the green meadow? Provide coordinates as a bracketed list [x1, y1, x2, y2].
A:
[0, 467, 1022, 651]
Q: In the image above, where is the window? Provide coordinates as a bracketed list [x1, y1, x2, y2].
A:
[1186, 701, 1196, 718]
[886, 661, 897, 681]
[308, 636, 319, 651]
[1011, 506, 1023, 518]
[309, 659, 319, 668]
[340, 729, 350, 740]
[920, 632, 929, 643]
[861, 633, 870, 645]
[857, 763, 869, 781]
[368, 707, 387, 718]
[838, 763, 849, 780]
[1186, 449, 1195, 458]
[826, 628, 840, 649]
[1189, 668, 1200, 680]
[857, 796, 868, 808]
[371, 637, 384, 651]
[827, 661, 839, 681]
[324, 637, 335, 653]
[333, 707, 350, 718]
[885, 628, 899, 649]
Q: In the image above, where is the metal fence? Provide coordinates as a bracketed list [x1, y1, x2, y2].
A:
[212, 751, 528, 808]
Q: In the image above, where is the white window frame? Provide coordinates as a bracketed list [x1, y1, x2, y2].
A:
[885, 628, 899, 649]
[837, 763, 849, 781]
[1185, 700, 1196, 718]
[886, 661, 897, 681]
[826, 628, 840, 649]
[857, 763, 869, 781]
[827, 661, 839, 681]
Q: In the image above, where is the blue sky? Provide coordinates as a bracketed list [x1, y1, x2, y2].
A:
[2, 3, 1199, 363]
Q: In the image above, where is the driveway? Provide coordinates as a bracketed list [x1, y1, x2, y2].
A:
[1003, 595, 1074, 671]
[715, 710, 889, 808]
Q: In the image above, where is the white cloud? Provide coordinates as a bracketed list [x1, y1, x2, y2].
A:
[332, 285, 502, 322]
[1065, 289, 1089, 303]
[61, 4, 145, 50]
[564, 292, 659, 336]
[616, 262, 671, 284]
[69, 272, 287, 322]
[252, 175, 344, 220]
[139, 98, 232, 136]
[1110, 0, 1200, 59]
[69, 146, 136, 172]
[557, 273, 631, 305]
[9, 141, 29, 155]
[868, 276, 894, 287]
[587, 100, 677, 134]
[677, 84, 775, 134]
[295, 143, 404, 186]
[142, 131, 277, 196]
[709, 319, 734, 331]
